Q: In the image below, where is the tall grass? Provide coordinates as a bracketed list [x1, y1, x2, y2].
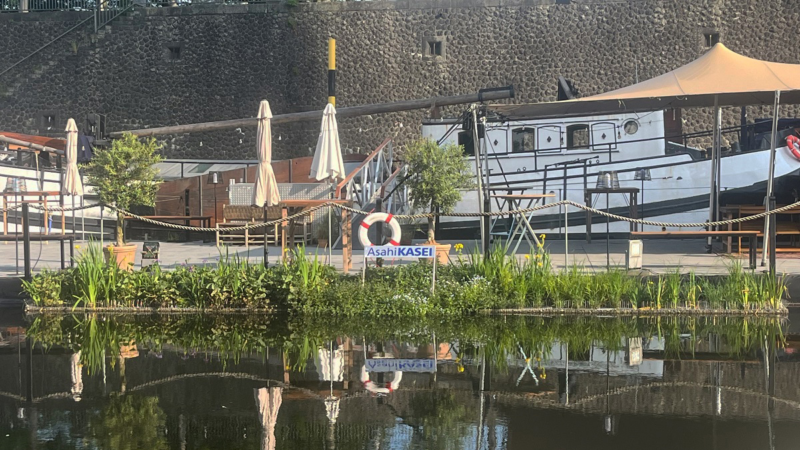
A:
[23, 243, 789, 313]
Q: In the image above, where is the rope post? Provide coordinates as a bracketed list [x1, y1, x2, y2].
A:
[183, 189, 191, 243]
[100, 205, 104, 247]
[361, 260, 366, 286]
[342, 207, 352, 273]
[22, 203, 31, 282]
[606, 192, 610, 271]
[769, 195, 777, 279]
[564, 203, 569, 268]
[431, 249, 437, 296]
[14, 192, 19, 276]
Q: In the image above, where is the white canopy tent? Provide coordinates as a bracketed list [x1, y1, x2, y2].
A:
[491, 43, 800, 270]
[492, 44, 800, 120]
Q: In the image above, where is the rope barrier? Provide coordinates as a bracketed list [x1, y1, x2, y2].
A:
[10, 199, 800, 234]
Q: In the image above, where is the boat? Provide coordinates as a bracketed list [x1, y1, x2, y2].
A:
[422, 110, 800, 238]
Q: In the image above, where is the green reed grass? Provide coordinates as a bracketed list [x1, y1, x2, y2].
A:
[23, 242, 789, 314]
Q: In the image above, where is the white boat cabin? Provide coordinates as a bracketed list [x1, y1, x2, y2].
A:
[423, 111, 667, 167]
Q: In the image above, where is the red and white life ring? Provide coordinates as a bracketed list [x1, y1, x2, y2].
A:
[787, 135, 800, 160]
[358, 212, 402, 247]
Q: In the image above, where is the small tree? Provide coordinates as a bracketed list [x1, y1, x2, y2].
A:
[403, 138, 474, 243]
[85, 133, 163, 247]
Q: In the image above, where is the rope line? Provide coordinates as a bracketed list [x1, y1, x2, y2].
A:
[8, 199, 800, 234]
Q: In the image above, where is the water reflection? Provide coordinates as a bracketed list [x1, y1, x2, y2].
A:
[0, 314, 798, 449]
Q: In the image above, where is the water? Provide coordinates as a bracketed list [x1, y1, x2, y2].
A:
[0, 314, 798, 450]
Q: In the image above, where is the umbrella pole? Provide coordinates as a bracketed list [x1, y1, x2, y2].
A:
[268, 209, 277, 267]
[715, 105, 722, 226]
[81, 196, 85, 241]
[329, 182, 334, 266]
[762, 90, 781, 268]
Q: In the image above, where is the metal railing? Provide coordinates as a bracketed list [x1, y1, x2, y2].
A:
[1, 0, 378, 12]
[1, 0, 96, 13]
[0, 0, 134, 80]
[378, 164, 409, 215]
[335, 137, 395, 212]
[94, 0, 134, 32]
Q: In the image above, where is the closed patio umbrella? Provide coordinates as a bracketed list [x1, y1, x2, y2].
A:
[63, 119, 83, 196]
[310, 103, 345, 182]
[64, 118, 84, 235]
[252, 101, 281, 208]
[252, 101, 280, 266]
[310, 103, 345, 263]
[255, 386, 282, 450]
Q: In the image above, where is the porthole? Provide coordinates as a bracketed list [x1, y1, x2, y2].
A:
[623, 120, 639, 135]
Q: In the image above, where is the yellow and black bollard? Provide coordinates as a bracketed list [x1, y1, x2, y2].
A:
[327, 38, 336, 106]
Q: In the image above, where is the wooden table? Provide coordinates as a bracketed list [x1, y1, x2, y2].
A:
[720, 205, 800, 253]
[2, 191, 64, 236]
[280, 199, 353, 272]
[490, 193, 555, 253]
[584, 187, 639, 243]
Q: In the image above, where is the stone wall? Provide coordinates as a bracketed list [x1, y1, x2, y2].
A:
[0, 0, 798, 160]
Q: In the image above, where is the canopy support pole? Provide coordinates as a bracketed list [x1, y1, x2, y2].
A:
[707, 96, 720, 249]
[762, 90, 781, 268]
[481, 113, 492, 256]
[715, 105, 722, 226]
[471, 105, 486, 255]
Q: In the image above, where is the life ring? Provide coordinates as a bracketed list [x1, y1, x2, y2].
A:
[358, 212, 402, 247]
[360, 365, 403, 394]
[787, 135, 800, 160]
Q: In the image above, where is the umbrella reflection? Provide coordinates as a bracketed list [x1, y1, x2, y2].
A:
[255, 386, 282, 450]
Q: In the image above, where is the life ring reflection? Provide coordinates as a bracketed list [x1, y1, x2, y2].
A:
[360, 365, 403, 394]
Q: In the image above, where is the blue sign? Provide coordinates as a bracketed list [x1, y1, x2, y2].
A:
[364, 245, 434, 259]
[366, 359, 436, 373]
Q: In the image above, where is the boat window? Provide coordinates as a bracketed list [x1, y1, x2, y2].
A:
[566, 124, 589, 150]
[591, 122, 617, 150]
[511, 127, 535, 153]
[537, 125, 562, 152]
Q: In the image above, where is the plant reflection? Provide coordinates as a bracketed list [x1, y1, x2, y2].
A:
[26, 314, 785, 376]
[88, 395, 168, 450]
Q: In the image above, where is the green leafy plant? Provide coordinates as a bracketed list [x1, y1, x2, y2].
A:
[85, 132, 163, 247]
[22, 268, 63, 306]
[403, 138, 474, 243]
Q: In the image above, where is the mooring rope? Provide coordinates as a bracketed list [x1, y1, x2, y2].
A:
[10, 199, 800, 234]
